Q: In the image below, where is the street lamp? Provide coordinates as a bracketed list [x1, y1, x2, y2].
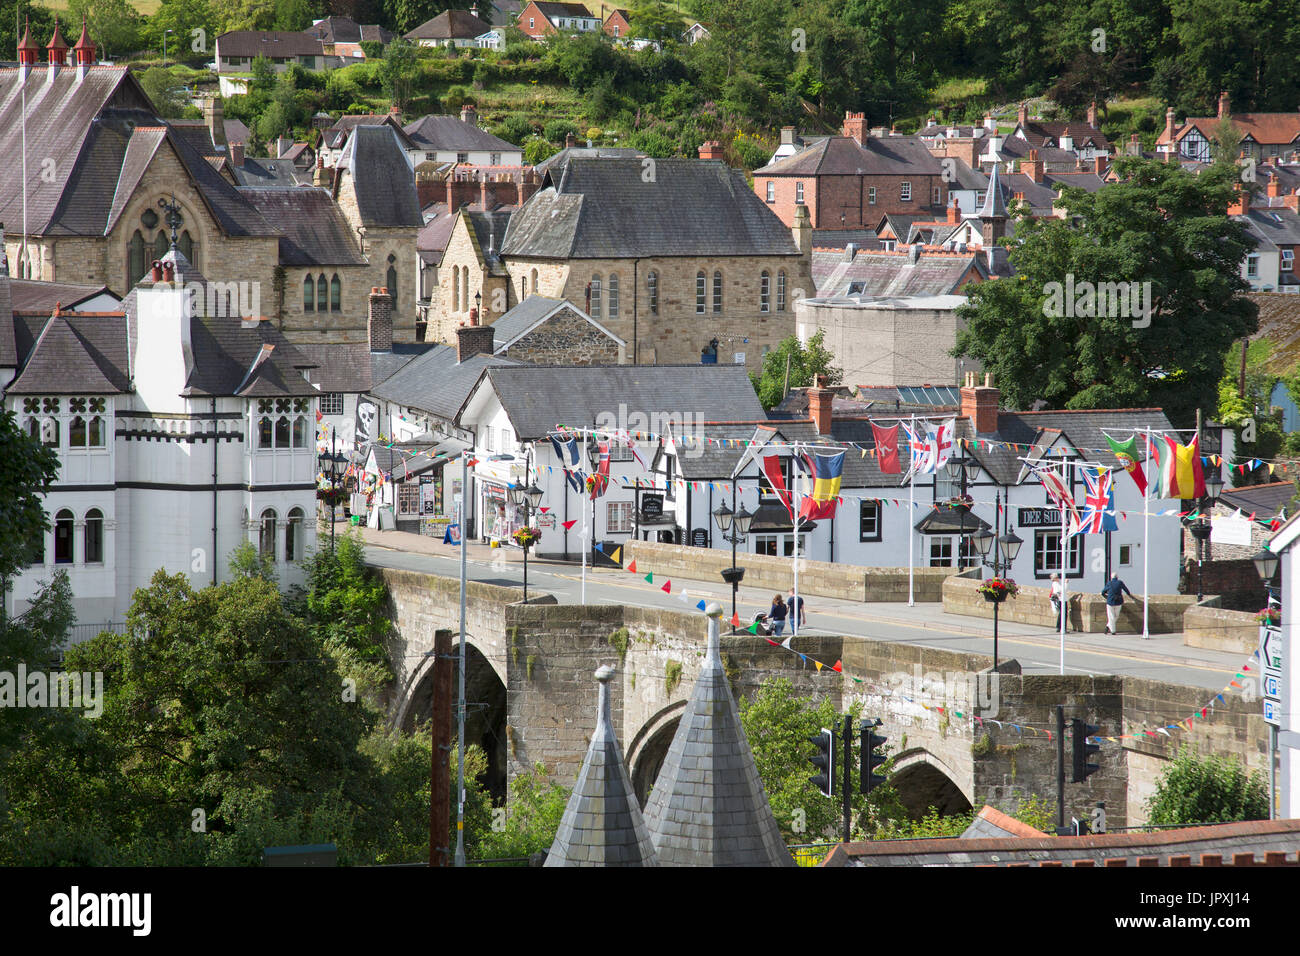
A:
[1253, 546, 1281, 604]
[317, 428, 348, 550]
[972, 494, 1023, 670]
[1185, 468, 1225, 603]
[509, 474, 544, 603]
[163, 28, 173, 66]
[713, 492, 753, 632]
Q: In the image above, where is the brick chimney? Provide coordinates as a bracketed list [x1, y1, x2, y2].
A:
[480, 174, 490, 209]
[698, 140, 724, 160]
[960, 371, 999, 435]
[1268, 173, 1284, 198]
[1017, 102, 1028, 127]
[456, 312, 495, 362]
[230, 142, 244, 168]
[1164, 107, 1176, 144]
[313, 156, 329, 188]
[1228, 186, 1249, 216]
[1218, 91, 1231, 119]
[947, 195, 960, 224]
[1087, 101, 1098, 127]
[205, 96, 226, 148]
[565, 131, 577, 147]
[808, 374, 833, 436]
[1094, 154, 1107, 176]
[368, 286, 393, 352]
[1128, 133, 1141, 156]
[842, 111, 868, 145]
[1024, 148, 1044, 183]
[460, 104, 479, 128]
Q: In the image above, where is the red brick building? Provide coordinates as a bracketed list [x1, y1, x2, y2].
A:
[602, 7, 632, 36]
[517, 1, 602, 37]
[753, 112, 947, 231]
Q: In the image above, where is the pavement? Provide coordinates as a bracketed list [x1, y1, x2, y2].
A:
[347, 521, 1252, 692]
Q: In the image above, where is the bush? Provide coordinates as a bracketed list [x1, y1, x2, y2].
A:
[1144, 746, 1269, 826]
[494, 115, 535, 146]
[543, 119, 579, 144]
[444, 85, 472, 110]
[524, 136, 559, 165]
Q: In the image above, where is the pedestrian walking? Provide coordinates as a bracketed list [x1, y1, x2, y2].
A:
[1101, 572, 1133, 635]
[1049, 573, 1068, 632]
[787, 588, 806, 635]
[768, 594, 788, 637]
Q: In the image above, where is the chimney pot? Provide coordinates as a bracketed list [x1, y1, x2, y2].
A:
[162, 261, 175, 283]
[150, 260, 162, 282]
[368, 285, 394, 352]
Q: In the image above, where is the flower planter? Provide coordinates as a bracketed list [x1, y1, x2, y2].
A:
[982, 590, 1008, 603]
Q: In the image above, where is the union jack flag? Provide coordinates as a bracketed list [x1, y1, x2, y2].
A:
[1071, 466, 1118, 536]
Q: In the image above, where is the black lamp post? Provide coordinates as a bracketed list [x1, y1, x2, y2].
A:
[946, 450, 979, 566]
[510, 473, 543, 603]
[317, 429, 348, 550]
[713, 490, 753, 632]
[972, 501, 1023, 671]
[1185, 469, 1225, 602]
[1253, 546, 1281, 606]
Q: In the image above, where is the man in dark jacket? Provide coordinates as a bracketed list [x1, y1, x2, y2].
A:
[1101, 572, 1133, 634]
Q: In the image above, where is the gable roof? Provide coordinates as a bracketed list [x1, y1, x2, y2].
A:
[533, 145, 643, 176]
[404, 9, 491, 39]
[403, 113, 518, 153]
[8, 278, 117, 314]
[1219, 481, 1295, 521]
[533, 1, 601, 20]
[231, 156, 311, 187]
[483, 363, 764, 440]
[293, 341, 432, 394]
[336, 124, 423, 227]
[237, 187, 366, 265]
[490, 295, 625, 351]
[216, 30, 325, 58]
[370, 345, 521, 421]
[812, 247, 983, 297]
[503, 158, 799, 259]
[755, 134, 943, 178]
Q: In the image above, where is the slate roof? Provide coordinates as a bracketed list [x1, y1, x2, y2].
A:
[404, 9, 491, 39]
[8, 278, 116, 313]
[810, 229, 879, 250]
[545, 665, 659, 866]
[231, 156, 311, 187]
[336, 125, 423, 227]
[306, 16, 394, 44]
[216, 31, 325, 58]
[403, 113, 517, 153]
[534, 1, 601, 19]
[370, 346, 521, 421]
[483, 364, 765, 440]
[1017, 120, 1111, 151]
[503, 158, 799, 259]
[224, 117, 251, 145]
[5, 313, 132, 395]
[1238, 206, 1300, 249]
[533, 146, 642, 176]
[237, 187, 366, 265]
[488, 295, 624, 350]
[755, 134, 943, 178]
[1219, 481, 1295, 520]
[641, 607, 794, 867]
[467, 209, 512, 273]
[293, 341, 431, 394]
[812, 247, 983, 297]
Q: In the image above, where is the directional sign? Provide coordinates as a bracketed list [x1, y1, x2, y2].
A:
[1259, 626, 1284, 727]
[1264, 698, 1281, 727]
[1264, 671, 1282, 700]
[1260, 627, 1283, 671]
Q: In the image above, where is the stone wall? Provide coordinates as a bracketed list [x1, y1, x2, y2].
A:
[942, 575, 1197, 633]
[1183, 605, 1260, 655]
[497, 304, 622, 365]
[624, 539, 955, 601]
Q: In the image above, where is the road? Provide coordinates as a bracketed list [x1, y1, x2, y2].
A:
[359, 531, 1250, 693]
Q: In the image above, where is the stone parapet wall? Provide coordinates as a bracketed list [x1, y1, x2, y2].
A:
[1183, 605, 1261, 655]
[942, 575, 1197, 634]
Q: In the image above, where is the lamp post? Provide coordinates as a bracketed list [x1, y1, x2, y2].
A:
[972, 498, 1023, 672]
[1184, 469, 1225, 602]
[163, 28, 173, 67]
[317, 429, 347, 550]
[945, 449, 979, 567]
[1253, 546, 1281, 605]
[713, 488, 753, 632]
[509, 471, 543, 603]
[474, 290, 482, 318]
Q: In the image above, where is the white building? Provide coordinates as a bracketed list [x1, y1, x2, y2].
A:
[1, 251, 321, 630]
[1262, 512, 1300, 818]
[403, 108, 523, 169]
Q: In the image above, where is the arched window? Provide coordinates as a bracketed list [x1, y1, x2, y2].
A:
[285, 507, 304, 562]
[777, 270, 787, 312]
[259, 509, 277, 558]
[303, 274, 315, 311]
[519, 274, 527, 299]
[713, 271, 723, 314]
[647, 270, 658, 315]
[70, 416, 88, 447]
[275, 416, 291, 448]
[55, 509, 74, 564]
[317, 275, 328, 312]
[258, 417, 273, 448]
[84, 508, 104, 564]
[292, 416, 307, 448]
[41, 418, 59, 448]
[461, 266, 469, 312]
[696, 271, 706, 313]
[128, 231, 147, 285]
[607, 273, 619, 320]
[453, 266, 461, 312]
[178, 230, 194, 264]
[530, 268, 539, 295]
[387, 254, 398, 309]
[330, 274, 341, 312]
[590, 274, 602, 316]
[760, 270, 771, 313]
[153, 231, 169, 261]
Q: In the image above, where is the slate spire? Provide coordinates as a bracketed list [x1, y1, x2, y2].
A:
[642, 603, 794, 866]
[544, 664, 659, 867]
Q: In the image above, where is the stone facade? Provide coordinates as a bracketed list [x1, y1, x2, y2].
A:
[497, 304, 621, 365]
[943, 575, 1199, 634]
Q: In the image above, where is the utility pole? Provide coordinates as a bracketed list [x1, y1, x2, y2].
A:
[1055, 705, 1065, 832]
[430, 629, 452, 867]
[841, 714, 852, 844]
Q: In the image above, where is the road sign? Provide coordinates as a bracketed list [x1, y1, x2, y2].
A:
[1259, 626, 1283, 727]
[1260, 627, 1282, 670]
[1264, 698, 1281, 726]
[1264, 671, 1282, 700]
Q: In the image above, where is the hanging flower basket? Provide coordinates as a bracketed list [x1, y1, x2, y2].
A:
[941, 495, 974, 512]
[513, 526, 541, 549]
[1255, 606, 1281, 626]
[977, 577, 1019, 602]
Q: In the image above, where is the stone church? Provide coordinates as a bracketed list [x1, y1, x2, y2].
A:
[0, 22, 421, 344]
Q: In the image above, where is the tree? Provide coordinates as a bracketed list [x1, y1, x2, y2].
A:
[628, 3, 687, 43]
[1144, 746, 1268, 825]
[384, 0, 471, 36]
[476, 762, 570, 859]
[142, 0, 218, 59]
[65, 0, 143, 60]
[381, 37, 418, 111]
[750, 330, 843, 411]
[953, 157, 1258, 427]
[1217, 338, 1285, 484]
[0, 408, 60, 588]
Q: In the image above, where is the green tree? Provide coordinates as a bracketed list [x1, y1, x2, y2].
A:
[65, 0, 143, 60]
[954, 158, 1257, 427]
[381, 37, 419, 111]
[384, 0, 472, 35]
[476, 762, 570, 859]
[0, 408, 60, 587]
[1145, 746, 1269, 825]
[138, 66, 190, 118]
[1217, 338, 1285, 484]
[750, 330, 843, 411]
[628, 3, 687, 43]
[143, 0, 218, 60]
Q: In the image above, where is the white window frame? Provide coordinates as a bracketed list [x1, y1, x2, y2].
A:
[901, 181, 912, 202]
[766, 181, 775, 203]
[1283, 249, 1295, 272]
[319, 392, 344, 416]
[868, 186, 877, 205]
[607, 500, 633, 533]
[796, 181, 805, 203]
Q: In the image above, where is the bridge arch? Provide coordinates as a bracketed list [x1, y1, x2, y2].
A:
[626, 700, 686, 807]
[889, 748, 974, 818]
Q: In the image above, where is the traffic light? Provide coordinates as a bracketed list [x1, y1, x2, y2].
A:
[808, 727, 835, 798]
[1071, 718, 1100, 783]
[860, 718, 887, 795]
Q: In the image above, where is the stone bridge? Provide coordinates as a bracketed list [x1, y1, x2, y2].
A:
[376, 566, 1271, 828]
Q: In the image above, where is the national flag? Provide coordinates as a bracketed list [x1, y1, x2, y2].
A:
[798, 450, 846, 520]
[588, 439, 611, 499]
[871, 421, 901, 475]
[1070, 466, 1118, 536]
[1155, 435, 1205, 500]
[901, 420, 928, 479]
[1029, 461, 1081, 529]
[762, 454, 794, 519]
[926, 420, 956, 474]
[1105, 433, 1147, 496]
[550, 435, 585, 493]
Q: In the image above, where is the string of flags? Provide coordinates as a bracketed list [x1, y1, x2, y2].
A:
[599, 549, 1267, 747]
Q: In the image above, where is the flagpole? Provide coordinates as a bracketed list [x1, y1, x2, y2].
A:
[581, 488, 587, 603]
[908, 415, 916, 607]
[793, 446, 801, 636]
[1059, 460, 1067, 675]
[1142, 427, 1151, 640]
